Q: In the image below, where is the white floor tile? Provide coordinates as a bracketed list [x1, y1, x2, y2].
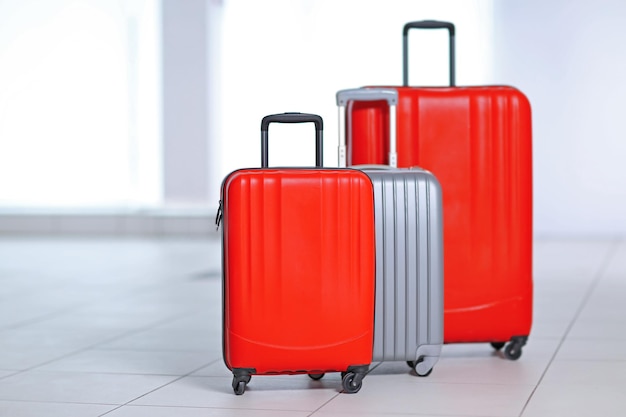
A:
[147, 310, 222, 332]
[130, 375, 342, 411]
[556, 339, 626, 361]
[521, 383, 626, 417]
[72, 296, 197, 317]
[311, 410, 482, 417]
[190, 359, 232, 377]
[0, 327, 134, 350]
[1, 236, 625, 416]
[0, 370, 176, 404]
[97, 327, 220, 353]
[580, 282, 626, 317]
[0, 347, 76, 370]
[541, 360, 626, 385]
[577, 297, 626, 322]
[0, 400, 116, 417]
[523, 318, 570, 340]
[567, 319, 626, 340]
[369, 357, 514, 385]
[390, 339, 560, 386]
[318, 375, 534, 417]
[439, 340, 558, 361]
[106, 405, 310, 417]
[311, 407, 505, 417]
[36, 349, 212, 376]
[533, 239, 615, 281]
[313, 413, 502, 417]
[0, 297, 73, 329]
[602, 241, 626, 278]
[0, 371, 16, 379]
[532, 285, 587, 322]
[109, 283, 218, 312]
[20, 311, 173, 333]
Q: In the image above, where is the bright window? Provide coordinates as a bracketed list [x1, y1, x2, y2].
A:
[0, 0, 161, 208]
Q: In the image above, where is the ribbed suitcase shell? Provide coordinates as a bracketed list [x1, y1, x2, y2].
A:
[363, 167, 443, 374]
[221, 168, 376, 375]
[349, 86, 533, 347]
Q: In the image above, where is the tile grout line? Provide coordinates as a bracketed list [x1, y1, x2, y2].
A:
[96, 358, 223, 416]
[1, 272, 211, 332]
[517, 237, 622, 417]
[98, 362, 385, 416]
[1, 309, 201, 382]
[306, 386, 343, 416]
[306, 362, 383, 417]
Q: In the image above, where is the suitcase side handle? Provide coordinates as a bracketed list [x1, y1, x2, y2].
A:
[402, 20, 456, 87]
[260, 112, 323, 168]
[336, 88, 398, 168]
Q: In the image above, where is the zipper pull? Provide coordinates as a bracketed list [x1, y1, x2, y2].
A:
[215, 200, 223, 230]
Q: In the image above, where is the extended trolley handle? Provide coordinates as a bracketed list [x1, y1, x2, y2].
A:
[403, 20, 456, 87]
[260, 112, 323, 168]
[336, 88, 398, 168]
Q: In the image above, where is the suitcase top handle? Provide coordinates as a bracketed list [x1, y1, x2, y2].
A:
[403, 20, 456, 87]
[260, 112, 323, 168]
[336, 88, 398, 168]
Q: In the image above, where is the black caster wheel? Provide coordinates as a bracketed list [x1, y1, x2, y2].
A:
[308, 373, 325, 380]
[232, 379, 246, 395]
[341, 372, 362, 394]
[232, 373, 252, 395]
[491, 342, 506, 351]
[408, 357, 432, 377]
[504, 342, 523, 360]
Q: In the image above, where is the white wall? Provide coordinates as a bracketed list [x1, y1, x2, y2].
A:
[160, 0, 222, 205]
[214, 0, 626, 237]
[492, 1, 626, 236]
[215, 0, 495, 182]
[162, 0, 209, 205]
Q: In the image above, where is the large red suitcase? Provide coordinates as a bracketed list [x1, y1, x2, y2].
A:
[217, 113, 376, 394]
[346, 21, 532, 359]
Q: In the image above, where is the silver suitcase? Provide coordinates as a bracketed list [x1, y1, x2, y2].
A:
[337, 88, 444, 376]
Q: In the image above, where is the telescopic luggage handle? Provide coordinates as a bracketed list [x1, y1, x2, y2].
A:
[260, 112, 323, 168]
[403, 20, 456, 87]
[336, 88, 398, 168]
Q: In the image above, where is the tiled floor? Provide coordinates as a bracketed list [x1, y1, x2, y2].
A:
[0, 235, 625, 416]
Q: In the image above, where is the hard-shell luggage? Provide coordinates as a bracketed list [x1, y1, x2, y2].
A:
[217, 113, 376, 395]
[345, 21, 533, 359]
[337, 89, 444, 376]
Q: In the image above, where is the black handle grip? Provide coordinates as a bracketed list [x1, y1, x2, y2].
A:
[403, 20, 455, 35]
[260, 112, 323, 168]
[402, 20, 456, 87]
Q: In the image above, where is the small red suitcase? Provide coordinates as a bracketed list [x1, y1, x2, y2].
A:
[346, 21, 532, 359]
[217, 113, 376, 394]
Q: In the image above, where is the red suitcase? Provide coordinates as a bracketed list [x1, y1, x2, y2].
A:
[217, 113, 376, 394]
[346, 21, 532, 359]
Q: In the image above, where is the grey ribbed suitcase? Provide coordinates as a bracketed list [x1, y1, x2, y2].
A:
[337, 88, 444, 376]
